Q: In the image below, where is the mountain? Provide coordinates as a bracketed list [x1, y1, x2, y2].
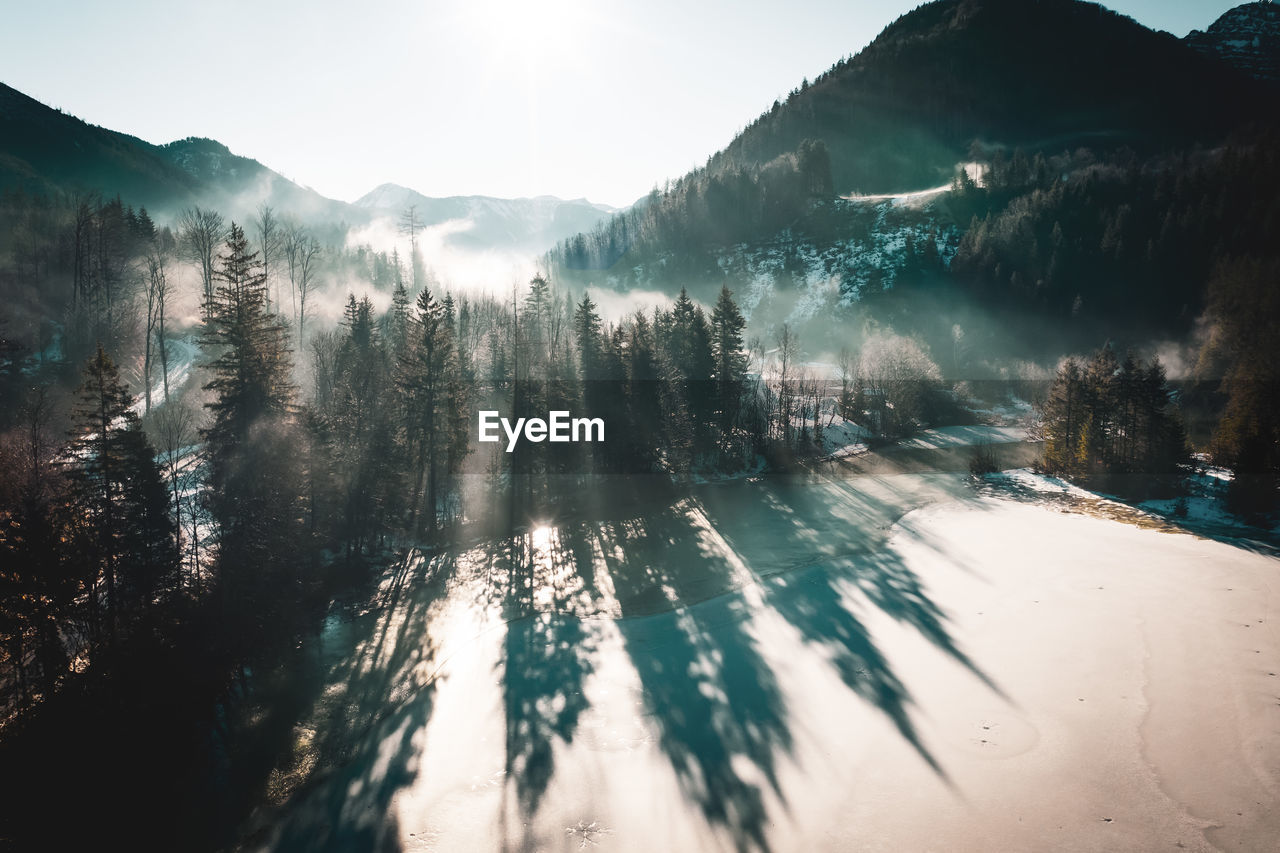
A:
[550, 0, 1271, 281]
[158, 136, 358, 222]
[0, 81, 616, 250]
[0, 82, 198, 208]
[1186, 1, 1280, 82]
[355, 183, 617, 254]
[0, 82, 359, 222]
[545, 0, 1280, 357]
[709, 0, 1268, 195]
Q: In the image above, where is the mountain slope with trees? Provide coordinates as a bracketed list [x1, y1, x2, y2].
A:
[546, 0, 1280, 351]
[0, 82, 358, 222]
[715, 0, 1271, 194]
[0, 82, 200, 210]
[1186, 1, 1280, 83]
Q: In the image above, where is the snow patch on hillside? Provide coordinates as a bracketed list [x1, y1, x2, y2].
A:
[714, 200, 960, 323]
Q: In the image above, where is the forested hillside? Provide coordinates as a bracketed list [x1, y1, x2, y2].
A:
[548, 0, 1274, 288]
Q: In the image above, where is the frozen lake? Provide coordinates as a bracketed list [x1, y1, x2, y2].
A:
[241, 443, 1280, 852]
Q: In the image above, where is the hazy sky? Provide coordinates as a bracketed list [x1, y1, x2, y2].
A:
[3, 0, 1238, 207]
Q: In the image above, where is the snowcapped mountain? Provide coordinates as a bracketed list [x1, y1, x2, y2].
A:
[1186, 1, 1280, 82]
[355, 183, 618, 254]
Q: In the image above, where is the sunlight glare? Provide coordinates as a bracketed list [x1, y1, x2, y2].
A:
[467, 0, 591, 67]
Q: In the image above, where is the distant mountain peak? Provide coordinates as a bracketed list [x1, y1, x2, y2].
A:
[354, 183, 614, 211]
[352, 183, 617, 253]
[1186, 1, 1280, 82]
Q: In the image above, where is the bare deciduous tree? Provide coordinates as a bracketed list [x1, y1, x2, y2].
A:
[857, 331, 942, 439]
[289, 233, 321, 346]
[153, 402, 194, 581]
[398, 205, 425, 290]
[837, 345, 856, 422]
[773, 323, 799, 443]
[254, 203, 282, 309]
[142, 229, 175, 412]
[177, 207, 225, 319]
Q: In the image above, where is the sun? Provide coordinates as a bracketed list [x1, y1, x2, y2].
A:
[462, 0, 592, 69]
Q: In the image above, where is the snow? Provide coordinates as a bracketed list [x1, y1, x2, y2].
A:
[248, 461, 1280, 852]
[840, 163, 985, 207]
[130, 333, 200, 414]
[968, 396, 1035, 426]
[816, 417, 872, 458]
[986, 464, 1280, 539]
[709, 198, 961, 322]
[899, 424, 1028, 449]
[1139, 463, 1280, 536]
[989, 467, 1095, 500]
[840, 182, 952, 206]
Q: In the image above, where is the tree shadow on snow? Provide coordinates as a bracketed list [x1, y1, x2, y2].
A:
[248, 549, 453, 852]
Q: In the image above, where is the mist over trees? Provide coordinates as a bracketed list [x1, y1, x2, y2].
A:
[3, 133, 1277, 751]
[2, 2, 1279, 841]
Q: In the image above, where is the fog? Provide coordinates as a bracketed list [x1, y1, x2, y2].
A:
[346, 215, 538, 299]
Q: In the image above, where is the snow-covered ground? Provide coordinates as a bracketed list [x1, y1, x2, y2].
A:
[840, 182, 953, 207]
[243, 443, 1280, 853]
[987, 462, 1280, 541]
[817, 417, 872, 458]
[718, 207, 961, 323]
[900, 424, 1028, 450]
[969, 396, 1036, 426]
[1139, 461, 1279, 535]
[129, 333, 201, 414]
[812, 422, 1028, 461]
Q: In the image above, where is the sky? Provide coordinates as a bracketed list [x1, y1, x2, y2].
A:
[2, 0, 1240, 207]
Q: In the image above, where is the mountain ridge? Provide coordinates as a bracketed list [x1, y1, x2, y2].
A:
[0, 79, 619, 253]
[1186, 1, 1280, 82]
[548, 0, 1278, 282]
[354, 181, 618, 254]
[707, 0, 1271, 195]
[0, 80, 361, 223]
[543, 0, 1280, 359]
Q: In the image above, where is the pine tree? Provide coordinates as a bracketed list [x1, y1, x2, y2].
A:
[523, 275, 554, 370]
[1139, 358, 1188, 483]
[200, 223, 308, 654]
[398, 288, 468, 537]
[327, 295, 392, 556]
[573, 294, 603, 379]
[66, 345, 177, 647]
[1041, 349, 1186, 493]
[710, 285, 748, 460]
[202, 223, 295, 465]
[1041, 357, 1086, 477]
[1082, 344, 1120, 473]
[114, 419, 179, 619]
[572, 293, 607, 471]
[66, 344, 135, 646]
[665, 289, 716, 461]
[388, 275, 412, 356]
